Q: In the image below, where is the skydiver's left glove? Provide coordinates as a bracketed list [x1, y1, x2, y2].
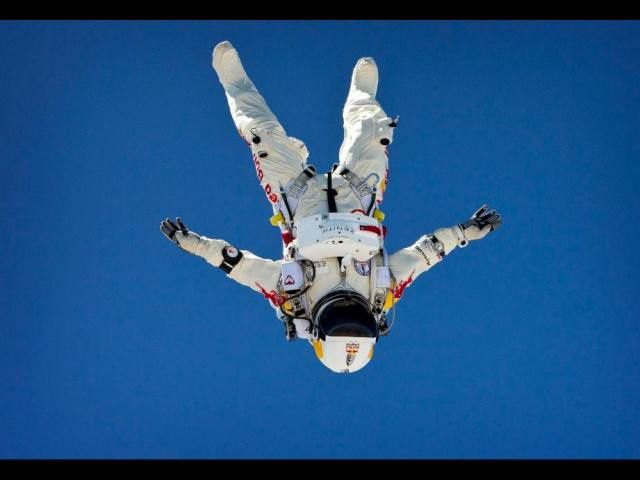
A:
[160, 217, 202, 255]
[455, 205, 502, 247]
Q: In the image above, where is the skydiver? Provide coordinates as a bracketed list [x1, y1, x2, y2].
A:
[161, 41, 502, 373]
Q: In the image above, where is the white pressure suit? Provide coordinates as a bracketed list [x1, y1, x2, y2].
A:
[160, 41, 502, 374]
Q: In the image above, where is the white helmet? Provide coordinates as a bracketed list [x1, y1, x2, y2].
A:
[311, 291, 379, 373]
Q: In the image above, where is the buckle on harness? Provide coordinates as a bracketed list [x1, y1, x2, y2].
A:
[288, 166, 316, 199]
[338, 168, 380, 215]
[341, 169, 376, 198]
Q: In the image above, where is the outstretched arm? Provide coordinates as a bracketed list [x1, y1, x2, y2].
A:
[388, 205, 502, 300]
[160, 217, 282, 296]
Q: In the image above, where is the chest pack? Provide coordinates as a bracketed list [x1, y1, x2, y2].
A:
[269, 165, 394, 340]
[294, 212, 383, 262]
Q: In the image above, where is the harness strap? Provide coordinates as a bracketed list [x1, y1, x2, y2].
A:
[339, 168, 379, 215]
[289, 166, 316, 197]
[326, 170, 338, 213]
[341, 168, 374, 198]
[278, 166, 316, 225]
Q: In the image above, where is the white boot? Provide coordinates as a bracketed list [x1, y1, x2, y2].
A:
[212, 41, 250, 86]
[349, 57, 378, 98]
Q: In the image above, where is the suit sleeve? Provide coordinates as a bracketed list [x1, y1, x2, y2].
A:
[387, 226, 463, 301]
[181, 234, 282, 299]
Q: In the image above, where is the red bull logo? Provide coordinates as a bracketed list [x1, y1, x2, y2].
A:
[345, 343, 360, 366]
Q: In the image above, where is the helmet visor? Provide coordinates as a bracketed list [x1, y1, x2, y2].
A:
[315, 292, 378, 340]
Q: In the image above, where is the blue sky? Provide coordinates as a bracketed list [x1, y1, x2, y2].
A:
[1, 20, 639, 459]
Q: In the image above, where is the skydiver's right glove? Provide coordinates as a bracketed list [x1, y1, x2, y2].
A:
[456, 205, 502, 247]
[160, 217, 202, 254]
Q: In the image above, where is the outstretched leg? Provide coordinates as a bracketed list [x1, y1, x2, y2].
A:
[212, 41, 309, 206]
[336, 57, 396, 206]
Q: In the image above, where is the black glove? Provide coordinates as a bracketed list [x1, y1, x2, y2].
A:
[459, 205, 502, 243]
[160, 216, 188, 244]
[160, 217, 202, 254]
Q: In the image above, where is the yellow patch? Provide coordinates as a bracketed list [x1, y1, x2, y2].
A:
[383, 290, 395, 310]
[282, 301, 294, 314]
[312, 340, 323, 359]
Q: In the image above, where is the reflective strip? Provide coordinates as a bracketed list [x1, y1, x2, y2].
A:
[360, 225, 382, 236]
